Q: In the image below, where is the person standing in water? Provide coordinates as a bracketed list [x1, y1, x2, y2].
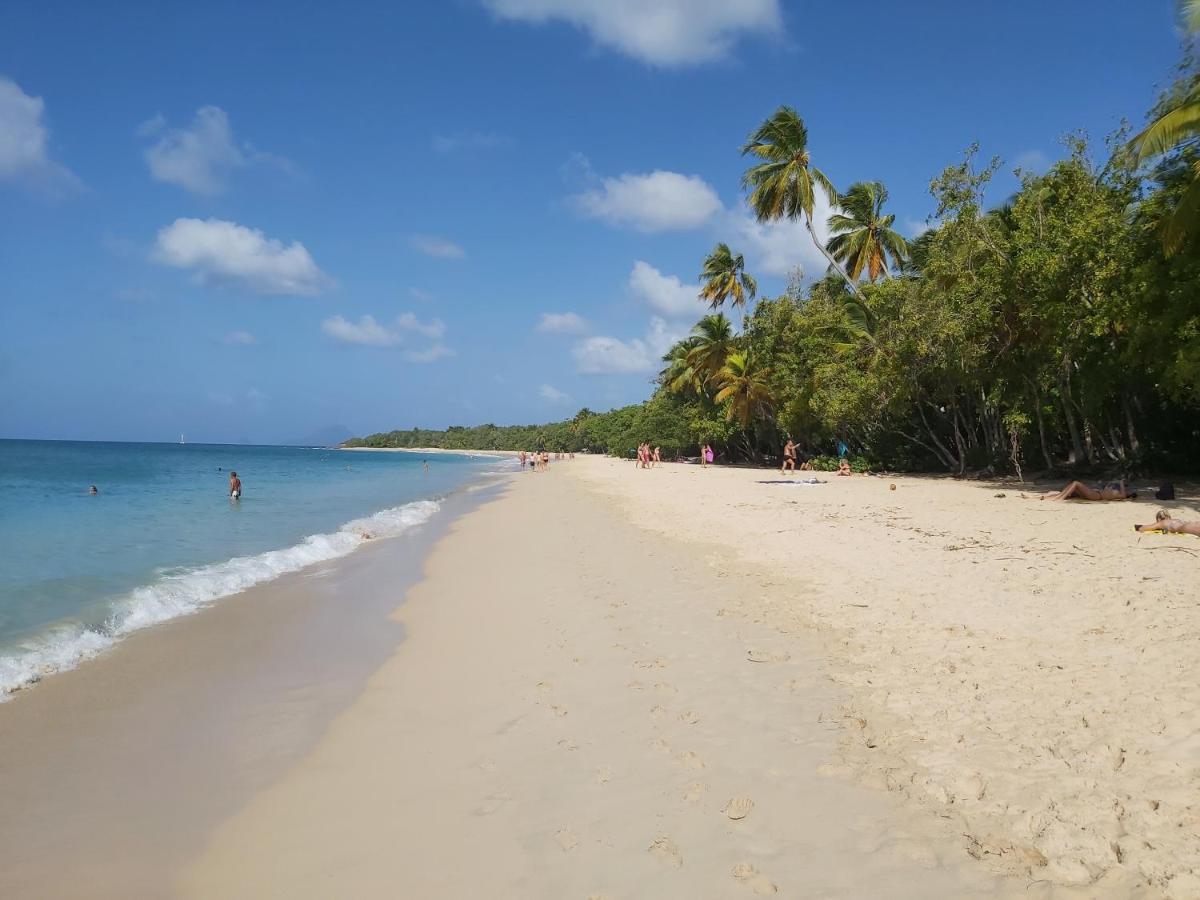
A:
[229, 471, 242, 499]
[423, 460, 430, 476]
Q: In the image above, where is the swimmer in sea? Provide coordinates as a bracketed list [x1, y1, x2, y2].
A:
[88, 485, 98, 495]
[229, 471, 242, 499]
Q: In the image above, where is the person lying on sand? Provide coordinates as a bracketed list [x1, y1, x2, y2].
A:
[1135, 510, 1200, 536]
[1038, 480, 1136, 501]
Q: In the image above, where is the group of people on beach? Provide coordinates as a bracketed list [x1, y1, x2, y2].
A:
[636, 443, 661, 469]
[518, 450, 553, 472]
[779, 438, 852, 476]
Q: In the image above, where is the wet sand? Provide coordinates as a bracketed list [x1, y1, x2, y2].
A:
[0, 487, 490, 898]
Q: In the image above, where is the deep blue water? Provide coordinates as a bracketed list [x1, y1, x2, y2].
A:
[0, 440, 502, 693]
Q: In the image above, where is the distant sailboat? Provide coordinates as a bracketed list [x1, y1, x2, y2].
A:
[180, 433, 186, 444]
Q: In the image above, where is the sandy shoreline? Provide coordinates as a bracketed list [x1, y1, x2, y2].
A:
[340, 446, 518, 457]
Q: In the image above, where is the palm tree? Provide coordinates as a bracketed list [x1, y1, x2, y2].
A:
[825, 181, 908, 282]
[1127, 0, 1200, 252]
[660, 338, 703, 396]
[698, 243, 758, 311]
[741, 106, 865, 300]
[685, 314, 736, 388]
[713, 351, 774, 428]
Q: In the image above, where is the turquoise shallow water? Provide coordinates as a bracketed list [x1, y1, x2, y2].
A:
[0, 440, 502, 693]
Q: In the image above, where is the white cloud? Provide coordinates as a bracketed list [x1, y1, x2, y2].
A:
[0, 77, 80, 191]
[573, 170, 721, 231]
[322, 314, 400, 347]
[901, 216, 929, 238]
[409, 234, 466, 259]
[405, 343, 454, 363]
[223, 330, 257, 345]
[536, 311, 590, 334]
[725, 191, 837, 279]
[1013, 149, 1051, 174]
[572, 316, 683, 374]
[321, 312, 449, 358]
[628, 260, 701, 316]
[431, 132, 512, 153]
[540, 383, 570, 402]
[573, 335, 654, 374]
[142, 106, 244, 194]
[481, 0, 782, 66]
[396, 311, 446, 339]
[409, 287, 434, 303]
[154, 218, 330, 295]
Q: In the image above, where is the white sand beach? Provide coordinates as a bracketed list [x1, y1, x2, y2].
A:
[178, 457, 1197, 898]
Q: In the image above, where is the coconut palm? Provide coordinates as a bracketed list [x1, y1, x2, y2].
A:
[741, 106, 864, 300]
[685, 314, 736, 388]
[699, 243, 758, 311]
[825, 181, 909, 282]
[1127, 0, 1200, 252]
[660, 338, 703, 396]
[713, 350, 774, 428]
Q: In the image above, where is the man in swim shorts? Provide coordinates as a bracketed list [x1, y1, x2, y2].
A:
[229, 471, 242, 499]
[781, 439, 797, 474]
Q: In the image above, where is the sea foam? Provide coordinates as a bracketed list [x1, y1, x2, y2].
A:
[0, 499, 440, 697]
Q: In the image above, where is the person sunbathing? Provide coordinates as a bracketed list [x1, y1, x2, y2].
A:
[836, 459, 852, 476]
[1135, 510, 1200, 536]
[1040, 480, 1136, 501]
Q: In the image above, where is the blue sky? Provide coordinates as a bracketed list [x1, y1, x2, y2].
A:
[0, 0, 1186, 443]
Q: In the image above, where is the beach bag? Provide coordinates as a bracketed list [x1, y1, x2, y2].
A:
[1155, 482, 1175, 501]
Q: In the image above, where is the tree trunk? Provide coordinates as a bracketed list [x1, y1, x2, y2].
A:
[917, 402, 960, 471]
[804, 215, 866, 302]
[1058, 363, 1086, 465]
[1121, 393, 1141, 456]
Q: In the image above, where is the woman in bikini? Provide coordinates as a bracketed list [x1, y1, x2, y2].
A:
[1040, 480, 1136, 501]
[1135, 510, 1200, 535]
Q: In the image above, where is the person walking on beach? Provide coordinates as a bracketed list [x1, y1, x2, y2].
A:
[781, 439, 797, 474]
[652, 446, 661, 467]
[229, 471, 242, 499]
[518, 450, 526, 469]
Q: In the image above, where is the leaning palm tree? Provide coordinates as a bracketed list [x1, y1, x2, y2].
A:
[825, 181, 908, 282]
[1127, 0, 1200, 252]
[741, 106, 864, 300]
[713, 350, 774, 429]
[698, 243, 758, 311]
[685, 313, 736, 388]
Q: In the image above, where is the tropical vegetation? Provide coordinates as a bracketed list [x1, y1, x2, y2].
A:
[348, 6, 1200, 475]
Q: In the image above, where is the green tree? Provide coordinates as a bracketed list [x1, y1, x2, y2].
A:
[714, 350, 775, 428]
[826, 181, 909, 282]
[699, 243, 758, 311]
[685, 314, 737, 388]
[741, 105, 864, 300]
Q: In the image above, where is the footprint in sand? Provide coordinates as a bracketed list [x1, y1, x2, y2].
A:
[628, 680, 646, 692]
[676, 750, 706, 770]
[475, 793, 511, 816]
[653, 682, 678, 695]
[678, 710, 700, 725]
[594, 765, 613, 784]
[536, 680, 553, 693]
[747, 649, 791, 663]
[650, 704, 667, 720]
[648, 835, 683, 869]
[558, 738, 579, 751]
[634, 657, 667, 670]
[649, 738, 672, 754]
[550, 704, 568, 717]
[731, 863, 778, 894]
[723, 795, 754, 820]
[555, 828, 579, 852]
[477, 758, 497, 773]
[681, 781, 707, 801]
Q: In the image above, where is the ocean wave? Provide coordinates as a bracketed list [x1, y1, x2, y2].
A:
[0, 499, 441, 698]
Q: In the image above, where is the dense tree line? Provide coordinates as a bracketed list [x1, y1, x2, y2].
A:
[349, 10, 1200, 474]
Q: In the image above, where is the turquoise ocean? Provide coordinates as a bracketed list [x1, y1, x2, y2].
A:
[0, 440, 504, 695]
